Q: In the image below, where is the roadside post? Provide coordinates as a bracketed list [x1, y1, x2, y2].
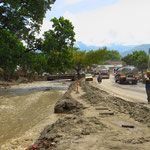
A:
[76, 78, 79, 94]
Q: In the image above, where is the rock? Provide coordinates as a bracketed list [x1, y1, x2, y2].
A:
[54, 98, 83, 114]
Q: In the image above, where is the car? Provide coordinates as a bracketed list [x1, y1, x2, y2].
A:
[85, 74, 93, 81]
[101, 69, 110, 79]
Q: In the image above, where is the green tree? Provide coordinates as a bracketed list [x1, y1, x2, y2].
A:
[33, 54, 47, 75]
[0, 0, 56, 57]
[20, 52, 47, 75]
[0, 0, 55, 41]
[132, 51, 148, 81]
[73, 50, 87, 78]
[0, 29, 25, 79]
[0, 30, 47, 79]
[104, 50, 121, 61]
[122, 51, 148, 81]
[122, 54, 133, 66]
[0, 0, 56, 80]
[73, 48, 106, 78]
[42, 17, 76, 73]
[85, 48, 106, 65]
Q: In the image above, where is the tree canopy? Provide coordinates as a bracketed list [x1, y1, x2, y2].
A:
[85, 48, 106, 65]
[104, 50, 121, 61]
[122, 51, 148, 70]
[0, 0, 58, 79]
[0, 0, 55, 41]
[73, 48, 106, 77]
[1, 1, 111, 79]
[122, 51, 148, 81]
[19, 52, 47, 75]
[0, 29, 25, 75]
[42, 17, 76, 73]
[0, 15, 77, 78]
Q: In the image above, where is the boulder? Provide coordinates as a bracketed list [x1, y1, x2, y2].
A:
[54, 98, 83, 114]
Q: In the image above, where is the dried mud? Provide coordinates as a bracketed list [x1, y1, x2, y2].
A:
[28, 79, 150, 150]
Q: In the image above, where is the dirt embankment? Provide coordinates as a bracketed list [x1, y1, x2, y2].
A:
[0, 76, 47, 88]
[27, 79, 150, 150]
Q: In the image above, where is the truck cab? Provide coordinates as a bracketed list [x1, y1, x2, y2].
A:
[101, 69, 110, 79]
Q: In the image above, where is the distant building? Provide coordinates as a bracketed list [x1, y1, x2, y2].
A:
[93, 61, 123, 73]
[104, 61, 122, 65]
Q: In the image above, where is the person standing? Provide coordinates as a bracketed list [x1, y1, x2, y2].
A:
[145, 71, 150, 103]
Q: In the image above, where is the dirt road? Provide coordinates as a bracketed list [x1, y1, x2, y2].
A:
[29, 79, 150, 150]
[95, 75, 147, 104]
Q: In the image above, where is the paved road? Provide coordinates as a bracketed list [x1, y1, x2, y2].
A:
[93, 75, 147, 104]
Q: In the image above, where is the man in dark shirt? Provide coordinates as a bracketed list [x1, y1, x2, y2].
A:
[145, 71, 150, 103]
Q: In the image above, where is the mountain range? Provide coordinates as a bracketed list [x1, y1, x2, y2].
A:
[74, 41, 150, 56]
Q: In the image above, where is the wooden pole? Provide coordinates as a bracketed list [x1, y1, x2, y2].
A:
[76, 78, 79, 93]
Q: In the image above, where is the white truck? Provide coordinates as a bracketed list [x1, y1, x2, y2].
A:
[115, 66, 139, 84]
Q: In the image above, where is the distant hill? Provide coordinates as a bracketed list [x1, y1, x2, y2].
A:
[74, 42, 150, 56]
[107, 43, 135, 54]
[121, 44, 150, 56]
[74, 41, 101, 51]
[74, 41, 134, 53]
[74, 41, 135, 54]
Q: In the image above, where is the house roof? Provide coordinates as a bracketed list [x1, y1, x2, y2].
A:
[104, 61, 122, 65]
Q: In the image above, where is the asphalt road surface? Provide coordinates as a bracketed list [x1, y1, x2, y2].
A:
[93, 75, 147, 104]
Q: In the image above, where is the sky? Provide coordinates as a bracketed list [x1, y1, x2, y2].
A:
[40, 0, 150, 47]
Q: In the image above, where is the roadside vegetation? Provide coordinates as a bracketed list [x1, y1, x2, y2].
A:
[122, 51, 148, 81]
[104, 49, 121, 62]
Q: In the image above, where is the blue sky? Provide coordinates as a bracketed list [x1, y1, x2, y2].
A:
[46, 0, 119, 19]
[40, 0, 150, 47]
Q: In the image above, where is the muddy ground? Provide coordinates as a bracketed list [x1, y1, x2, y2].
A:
[27, 79, 150, 150]
[0, 77, 47, 88]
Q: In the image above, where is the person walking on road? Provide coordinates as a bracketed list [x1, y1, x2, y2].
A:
[145, 71, 150, 103]
[97, 71, 102, 83]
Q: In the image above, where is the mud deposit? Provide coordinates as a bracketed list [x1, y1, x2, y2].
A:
[0, 80, 71, 150]
[26, 79, 150, 150]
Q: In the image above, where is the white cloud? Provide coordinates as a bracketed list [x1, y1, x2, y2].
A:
[64, 0, 150, 46]
[39, 19, 53, 38]
[64, 0, 84, 5]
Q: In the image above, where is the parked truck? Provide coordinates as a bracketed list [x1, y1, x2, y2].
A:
[101, 69, 110, 79]
[114, 66, 139, 84]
